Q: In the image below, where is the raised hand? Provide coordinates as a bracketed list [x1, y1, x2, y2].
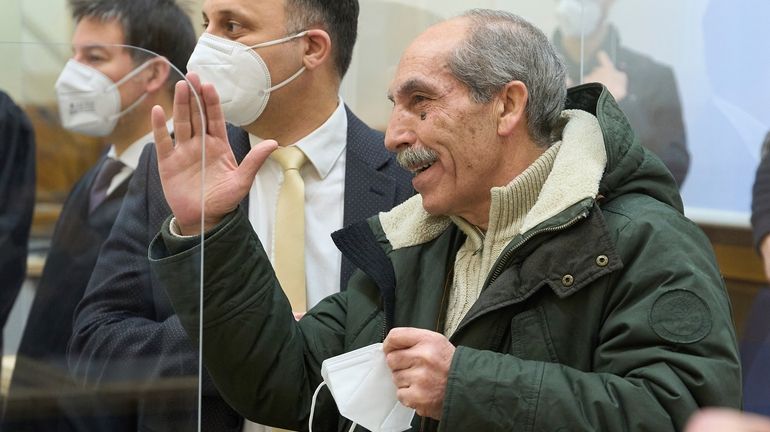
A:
[151, 72, 277, 235]
[584, 51, 628, 101]
[383, 327, 455, 420]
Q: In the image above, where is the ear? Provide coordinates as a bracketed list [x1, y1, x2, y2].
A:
[302, 29, 332, 71]
[143, 58, 171, 93]
[497, 80, 528, 137]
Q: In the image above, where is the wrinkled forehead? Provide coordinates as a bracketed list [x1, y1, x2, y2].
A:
[388, 18, 468, 95]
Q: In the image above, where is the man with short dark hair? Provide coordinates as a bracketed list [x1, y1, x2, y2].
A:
[3, 0, 195, 431]
[69, 0, 412, 430]
[150, 8, 740, 431]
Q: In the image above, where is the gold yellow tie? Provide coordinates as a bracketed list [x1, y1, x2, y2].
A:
[271, 146, 307, 313]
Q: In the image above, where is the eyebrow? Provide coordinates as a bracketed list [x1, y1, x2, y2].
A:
[204, 7, 249, 22]
[387, 78, 437, 102]
[73, 44, 113, 56]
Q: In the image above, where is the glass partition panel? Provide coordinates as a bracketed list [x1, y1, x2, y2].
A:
[0, 40, 205, 431]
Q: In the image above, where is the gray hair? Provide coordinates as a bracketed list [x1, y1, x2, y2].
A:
[448, 9, 567, 146]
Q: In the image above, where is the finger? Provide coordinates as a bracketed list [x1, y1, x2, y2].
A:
[390, 368, 418, 389]
[152, 105, 174, 160]
[383, 327, 427, 353]
[396, 387, 419, 411]
[201, 82, 228, 141]
[596, 51, 614, 69]
[386, 349, 415, 372]
[237, 139, 278, 189]
[186, 72, 205, 136]
[172, 80, 191, 143]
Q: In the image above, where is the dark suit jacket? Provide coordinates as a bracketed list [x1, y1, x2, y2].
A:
[69, 108, 413, 431]
[742, 151, 770, 416]
[3, 156, 133, 431]
[0, 91, 35, 355]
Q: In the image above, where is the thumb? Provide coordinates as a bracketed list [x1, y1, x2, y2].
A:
[237, 139, 278, 187]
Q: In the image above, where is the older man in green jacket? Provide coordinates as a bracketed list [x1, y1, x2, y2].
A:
[148, 8, 740, 432]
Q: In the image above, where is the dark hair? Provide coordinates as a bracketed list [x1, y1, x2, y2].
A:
[284, 0, 359, 78]
[68, 0, 196, 86]
[449, 9, 567, 146]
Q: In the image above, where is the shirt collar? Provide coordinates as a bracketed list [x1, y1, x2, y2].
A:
[108, 119, 173, 170]
[248, 98, 348, 179]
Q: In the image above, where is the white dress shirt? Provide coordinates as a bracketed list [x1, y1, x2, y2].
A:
[105, 119, 173, 196]
[243, 101, 347, 432]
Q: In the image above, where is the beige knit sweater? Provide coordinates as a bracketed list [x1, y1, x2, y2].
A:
[443, 143, 560, 336]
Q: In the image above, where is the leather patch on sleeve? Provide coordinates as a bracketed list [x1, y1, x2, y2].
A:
[649, 289, 712, 344]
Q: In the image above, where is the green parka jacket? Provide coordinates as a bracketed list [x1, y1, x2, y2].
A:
[149, 84, 741, 432]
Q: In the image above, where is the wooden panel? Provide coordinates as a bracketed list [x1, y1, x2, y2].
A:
[713, 244, 766, 284]
[699, 224, 767, 340]
[23, 104, 105, 236]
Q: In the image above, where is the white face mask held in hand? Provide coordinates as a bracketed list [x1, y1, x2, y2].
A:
[55, 58, 151, 137]
[309, 343, 415, 432]
[186, 31, 307, 126]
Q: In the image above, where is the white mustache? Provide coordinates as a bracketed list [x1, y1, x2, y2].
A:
[396, 146, 439, 172]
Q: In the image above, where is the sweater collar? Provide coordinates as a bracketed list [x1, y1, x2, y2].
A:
[450, 143, 561, 253]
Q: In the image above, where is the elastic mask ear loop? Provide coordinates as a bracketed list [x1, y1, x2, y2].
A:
[247, 31, 309, 50]
[108, 58, 156, 91]
[264, 66, 306, 94]
[107, 92, 148, 122]
[105, 58, 155, 121]
[308, 381, 358, 432]
[247, 31, 309, 96]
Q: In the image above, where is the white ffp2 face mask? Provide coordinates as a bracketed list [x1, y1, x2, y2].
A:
[186, 32, 307, 127]
[556, 0, 603, 38]
[55, 58, 150, 137]
[309, 343, 415, 432]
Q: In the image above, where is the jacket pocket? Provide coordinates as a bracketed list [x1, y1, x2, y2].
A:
[510, 307, 560, 363]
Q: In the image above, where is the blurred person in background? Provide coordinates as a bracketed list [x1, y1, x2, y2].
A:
[553, 0, 690, 187]
[742, 131, 770, 416]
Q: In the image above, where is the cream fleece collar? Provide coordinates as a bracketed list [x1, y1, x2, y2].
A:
[380, 109, 607, 250]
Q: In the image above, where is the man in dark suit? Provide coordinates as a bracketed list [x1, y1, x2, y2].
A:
[68, 0, 413, 431]
[2, 1, 195, 430]
[0, 90, 35, 358]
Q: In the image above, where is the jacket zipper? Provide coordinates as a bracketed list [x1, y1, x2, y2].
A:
[487, 209, 589, 287]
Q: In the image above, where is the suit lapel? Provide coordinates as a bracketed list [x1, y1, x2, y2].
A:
[340, 108, 399, 289]
[342, 108, 397, 226]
